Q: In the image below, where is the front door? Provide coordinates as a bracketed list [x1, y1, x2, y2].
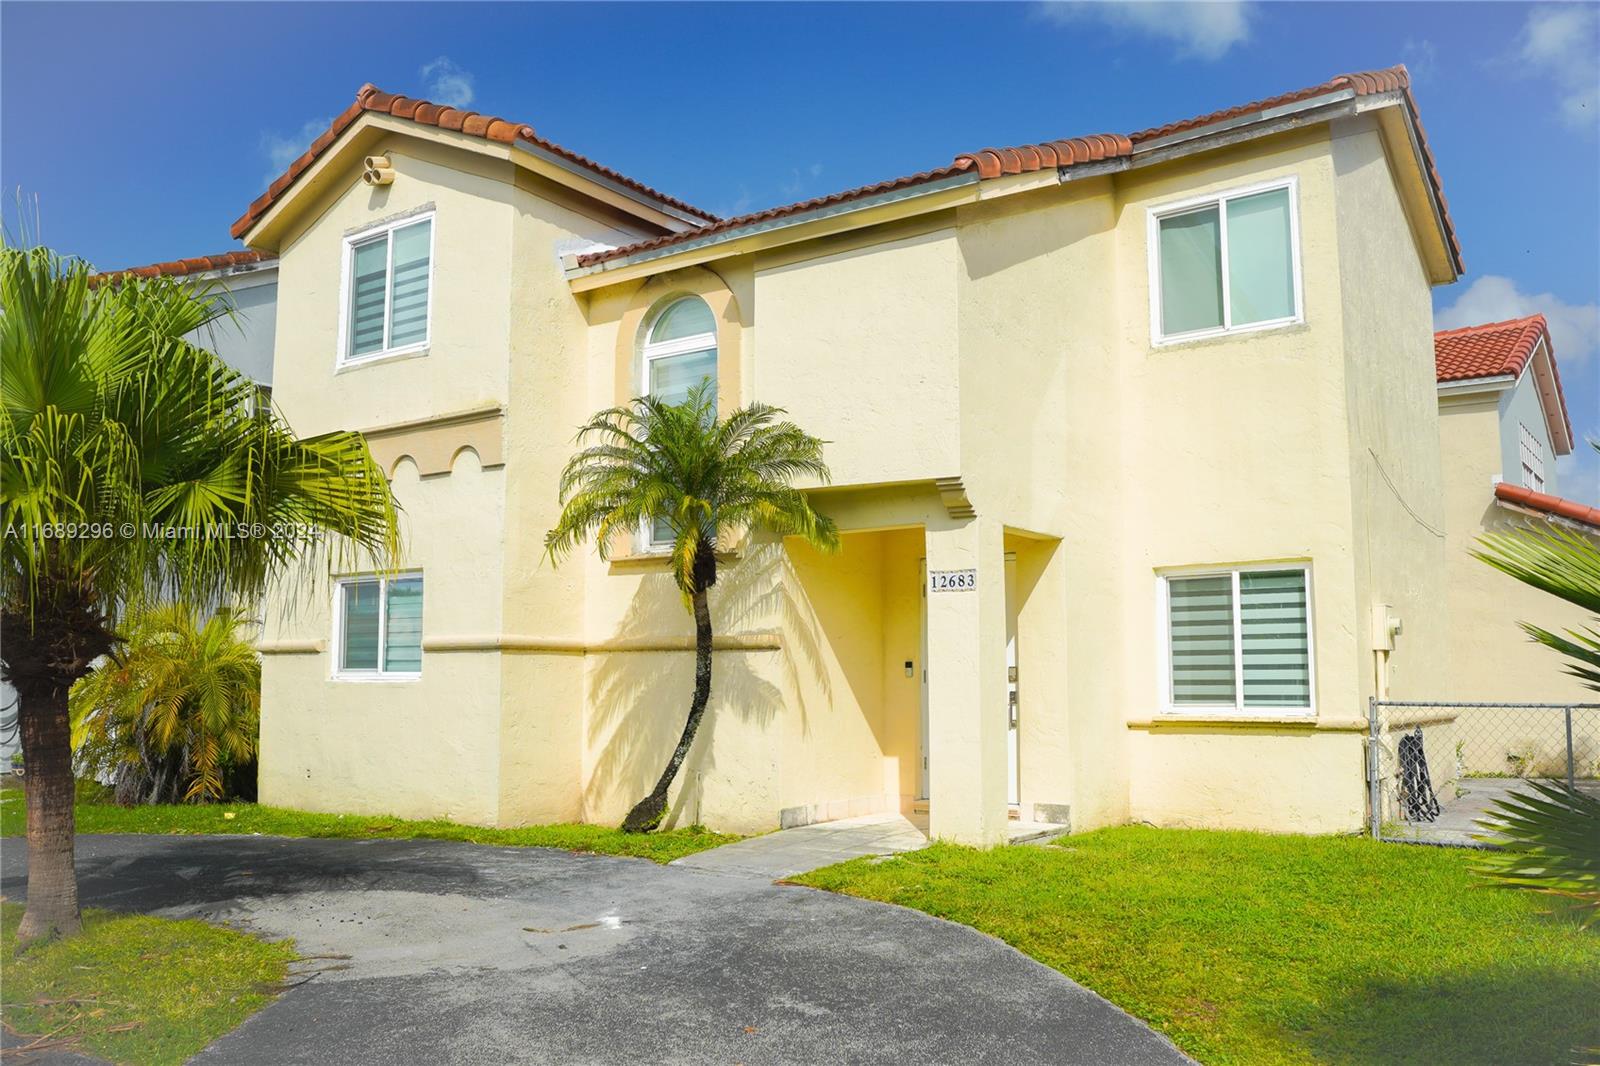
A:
[1005, 553, 1020, 808]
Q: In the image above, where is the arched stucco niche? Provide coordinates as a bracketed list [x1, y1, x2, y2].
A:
[612, 266, 743, 411]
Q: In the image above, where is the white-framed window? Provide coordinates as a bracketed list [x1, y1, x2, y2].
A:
[1518, 423, 1545, 492]
[337, 212, 435, 366]
[1148, 177, 1303, 345]
[639, 296, 718, 550]
[1160, 564, 1314, 714]
[334, 573, 424, 679]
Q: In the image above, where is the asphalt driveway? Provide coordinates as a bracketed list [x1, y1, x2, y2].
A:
[0, 834, 1190, 1064]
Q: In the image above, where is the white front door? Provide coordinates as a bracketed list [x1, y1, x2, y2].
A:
[1005, 553, 1020, 808]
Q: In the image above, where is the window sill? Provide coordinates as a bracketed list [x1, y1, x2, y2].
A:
[1128, 713, 1364, 732]
[607, 550, 742, 574]
[336, 346, 430, 373]
[1150, 318, 1307, 353]
[331, 673, 423, 684]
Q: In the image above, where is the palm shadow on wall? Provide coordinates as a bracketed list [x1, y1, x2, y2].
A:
[584, 539, 831, 828]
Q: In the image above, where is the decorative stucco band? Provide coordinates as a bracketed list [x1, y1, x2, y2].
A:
[362, 404, 505, 477]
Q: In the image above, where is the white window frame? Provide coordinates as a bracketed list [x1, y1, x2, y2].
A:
[335, 211, 436, 368]
[1147, 176, 1304, 346]
[332, 572, 423, 681]
[637, 297, 718, 554]
[1157, 562, 1316, 716]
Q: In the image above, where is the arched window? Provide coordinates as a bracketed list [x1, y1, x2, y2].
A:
[641, 296, 717, 407]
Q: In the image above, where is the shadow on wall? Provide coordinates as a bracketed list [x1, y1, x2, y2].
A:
[583, 539, 832, 829]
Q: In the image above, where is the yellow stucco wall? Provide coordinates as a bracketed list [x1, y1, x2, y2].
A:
[254, 108, 1461, 840]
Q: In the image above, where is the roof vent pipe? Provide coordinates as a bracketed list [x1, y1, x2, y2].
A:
[362, 155, 394, 186]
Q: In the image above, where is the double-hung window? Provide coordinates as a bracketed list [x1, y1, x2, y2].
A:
[336, 573, 424, 679]
[1163, 565, 1313, 714]
[340, 213, 434, 365]
[1150, 179, 1302, 344]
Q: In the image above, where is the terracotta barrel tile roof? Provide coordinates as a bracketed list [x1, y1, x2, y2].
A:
[1435, 313, 1572, 444]
[88, 249, 276, 288]
[574, 64, 1458, 272]
[1494, 482, 1600, 531]
[230, 84, 719, 240]
[1435, 314, 1549, 381]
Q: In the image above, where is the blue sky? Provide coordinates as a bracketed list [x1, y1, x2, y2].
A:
[4, 1, 1596, 495]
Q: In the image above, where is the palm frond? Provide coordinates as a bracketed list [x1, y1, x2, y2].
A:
[1474, 780, 1600, 928]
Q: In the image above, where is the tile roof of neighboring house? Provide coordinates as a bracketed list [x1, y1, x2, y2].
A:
[1494, 482, 1600, 531]
[574, 65, 1459, 270]
[1434, 313, 1572, 444]
[230, 84, 720, 240]
[88, 249, 277, 288]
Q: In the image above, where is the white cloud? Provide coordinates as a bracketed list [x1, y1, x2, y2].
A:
[1515, 6, 1599, 131]
[420, 57, 474, 109]
[259, 119, 329, 186]
[1401, 38, 1438, 84]
[1036, 1, 1253, 61]
[1437, 275, 1600, 369]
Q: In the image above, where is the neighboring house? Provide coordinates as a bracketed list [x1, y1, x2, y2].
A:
[89, 250, 279, 387]
[228, 65, 1470, 843]
[1436, 314, 1598, 775]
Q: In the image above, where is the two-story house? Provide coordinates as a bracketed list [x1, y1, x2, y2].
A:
[231, 66, 1466, 843]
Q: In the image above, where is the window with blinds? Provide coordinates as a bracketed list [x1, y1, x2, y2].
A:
[1166, 567, 1312, 712]
[342, 215, 433, 363]
[337, 574, 424, 678]
[1151, 180, 1301, 343]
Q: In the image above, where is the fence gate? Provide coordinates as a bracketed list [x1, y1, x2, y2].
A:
[1366, 699, 1600, 844]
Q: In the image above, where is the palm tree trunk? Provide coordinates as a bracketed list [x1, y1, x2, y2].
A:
[16, 685, 80, 943]
[622, 588, 714, 833]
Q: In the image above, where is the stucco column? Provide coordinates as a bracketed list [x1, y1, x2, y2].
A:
[924, 519, 1009, 845]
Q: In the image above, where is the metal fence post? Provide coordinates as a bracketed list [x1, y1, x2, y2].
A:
[1368, 696, 1381, 840]
[1566, 707, 1576, 789]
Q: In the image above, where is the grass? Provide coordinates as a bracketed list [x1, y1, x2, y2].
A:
[0, 788, 737, 864]
[794, 827, 1600, 1066]
[1, 901, 295, 1065]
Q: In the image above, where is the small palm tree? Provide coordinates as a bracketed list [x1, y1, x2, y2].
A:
[2, 243, 399, 943]
[71, 602, 261, 805]
[545, 381, 838, 832]
[1473, 462, 1600, 925]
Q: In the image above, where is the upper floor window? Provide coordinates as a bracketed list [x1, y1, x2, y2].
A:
[639, 296, 718, 548]
[336, 573, 423, 679]
[1150, 179, 1302, 344]
[1163, 565, 1313, 714]
[642, 296, 718, 406]
[1519, 422, 1545, 492]
[340, 213, 434, 365]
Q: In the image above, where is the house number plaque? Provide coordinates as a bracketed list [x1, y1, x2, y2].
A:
[928, 568, 977, 593]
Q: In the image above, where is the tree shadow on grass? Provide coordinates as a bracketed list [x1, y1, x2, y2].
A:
[1300, 964, 1600, 1066]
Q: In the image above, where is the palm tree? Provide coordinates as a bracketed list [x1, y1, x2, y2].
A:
[1, 244, 399, 943]
[71, 601, 261, 805]
[1473, 460, 1600, 924]
[545, 381, 838, 832]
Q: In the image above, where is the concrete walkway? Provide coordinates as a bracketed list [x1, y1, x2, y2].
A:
[671, 813, 931, 879]
[0, 833, 1191, 1065]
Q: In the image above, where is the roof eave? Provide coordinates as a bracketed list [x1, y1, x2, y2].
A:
[563, 171, 983, 287]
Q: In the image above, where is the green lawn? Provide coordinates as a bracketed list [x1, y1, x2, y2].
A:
[1, 901, 295, 1065]
[795, 827, 1600, 1066]
[0, 789, 736, 864]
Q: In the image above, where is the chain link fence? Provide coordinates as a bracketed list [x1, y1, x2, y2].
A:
[1366, 699, 1600, 844]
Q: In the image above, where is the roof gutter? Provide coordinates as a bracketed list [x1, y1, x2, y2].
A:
[1436, 374, 1516, 396]
[564, 171, 981, 280]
